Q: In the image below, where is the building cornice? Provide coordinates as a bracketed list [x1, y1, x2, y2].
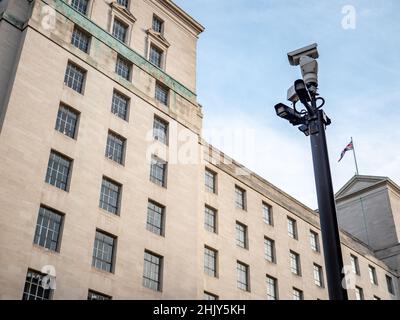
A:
[156, 0, 204, 36]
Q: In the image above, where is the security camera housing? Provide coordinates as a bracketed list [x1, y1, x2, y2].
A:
[287, 85, 299, 103]
[287, 43, 319, 66]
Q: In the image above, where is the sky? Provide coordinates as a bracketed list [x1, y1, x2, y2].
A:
[174, 0, 400, 208]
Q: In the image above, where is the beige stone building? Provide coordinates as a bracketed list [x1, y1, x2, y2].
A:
[0, 0, 398, 300]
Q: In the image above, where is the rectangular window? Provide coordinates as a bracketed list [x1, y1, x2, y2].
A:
[116, 0, 129, 8]
[262, 202, 273, 225]
[71, 26, 90, 53]
[236, 222, 248, 249]
[310, 230, 320, 252]
[204, 206, 217, 233]
[34, 206, 63, 252]
[55, 104, 79, 139]
[266, 275, 277, 300]
[293, 287, 303, 300]
[153, 116, 168, 145]
[237, 261, 249, 291]
[355, 286, 364, 300]
[111, 90, 129, 120]
[99, 177, 121, 215]
[149, 45, 163, 68]
[204, 292, 218, 300]
[64, 62, 86, 94]
[150, 155, 167, 187]
[287, 217, 297, 239]
[313, 263, 324, 287]
[146, 200, 165, 236]
[235, 186, 246, 210]
[22, 269, 52, 300]
[155, 82, 169, 106]
[143, 251, 162, 291]
[369, 265, 378, 285]
[152, 15, 164, 33]
[45, 151, 72, 191]
[290, 251, 301, 276]
[87, 290, 111, 300]
[92, 230, 116, 273]
[205, 169, 217, 193]
[105, 131, 125, 164]
[264, 237, 276, 263]
[71, 0, 89, 15]
[350, 255, 360, 275]
[116, 55, 131, 80]
[386, 275, 395, 295]
[204, 246, 217, 277]
[112, 18, 128, 43]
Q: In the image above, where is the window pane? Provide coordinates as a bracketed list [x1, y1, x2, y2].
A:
[204, 206, 216, 233]
[150, 45, 163, 68]
[117, 0, 129, 8]
[236, 222, 247, 248]
[71, 0, 89, 15]
[153, 117, 168, 144]
[64, 63, 85, 93]
[34, 206, 63, 252]
[92, 231, 115, 273]
[99, 178, 121, 214]
[263, 203, 272, 225]
[204, 247, 217, 277]
[147, 201, 164, 235]
[105, 131, 125, 164]
[55, 104, 78, 138]
[310, 230, 320, 252]
[111, 91, 129, 120]
[71, 26, 90, 53]
[313, 264, 323, 287]
[293, 288, 303, 300]
[205, 170, 216, 193]
[150, 156, 167, 187]
[45, 151, 72, 191]
[87, 290, 111, 300]
[116, 56, 131, 80]
[112, 19, 128, 42]
[237, 262, 249, 291]
[155, 82, 168, 105]
[264, 238, 275, 263]
[143, 251, 162, 291]
[266, 275, 277, 300]
[22, 270, 52, 300]
[235, 187, 245, 210]
[290, 251, 301, 275]
[152, 16, 163, 33]
[288, 217, 297, 239]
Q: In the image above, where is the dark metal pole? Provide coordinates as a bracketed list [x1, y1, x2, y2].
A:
[309, 102, 348, 300]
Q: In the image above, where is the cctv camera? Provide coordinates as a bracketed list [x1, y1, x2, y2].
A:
[287, 43, 319, 66]
[300, 56, 318, 88]
[274, 103, 304, 126]
[287, 85, 299, 103]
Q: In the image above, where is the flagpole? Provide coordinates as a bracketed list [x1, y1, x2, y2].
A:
[351, 137, 359, 175]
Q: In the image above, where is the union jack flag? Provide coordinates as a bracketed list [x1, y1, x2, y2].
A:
[338, 141, 354, 162]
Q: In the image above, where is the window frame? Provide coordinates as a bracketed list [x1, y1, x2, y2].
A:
[313, 263, 324, 288]
[204, 205, 217, 234]
[115, 55, 132, 81]
[152, 14, 164, 34]
[287, 217, 298, 240]
[204, 246, 218, 278]
[55, 103, 80, 139]
[150, 155, 167, 187]
[235, 221, 248, 249]
[64, 61, 87, 94]
[45, 150, 73, 191]
[22, 269, 53, 300]
[111, 89, 130, 121]
[143, 250, 163, 292]
[99, 176, 122, 215]
[71, 25, 91, 53]
[290, 250, 301, 276]
[292, 287, 304, 300]
[350, 254, 360, 275]
[310, 230, 320, 253]
[146, 199, 165, 236]
[266, 275, 278, 300]
[105, 130, 126, 165]
[153, 115, 169, 145]
[155, 81, 169, 106]
[236, 261, 250, 292]
[205, 168, 217, 194]
[368, 265, 378, 285]
[262, 202, 273, 226]
[235, 185, 246, 210]
[92, 229, 117, 273]
[33, 205, 64, 252]
[264, 237, 276, 263]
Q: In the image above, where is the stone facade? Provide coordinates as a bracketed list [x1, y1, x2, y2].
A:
[0, 0, 398, 300]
